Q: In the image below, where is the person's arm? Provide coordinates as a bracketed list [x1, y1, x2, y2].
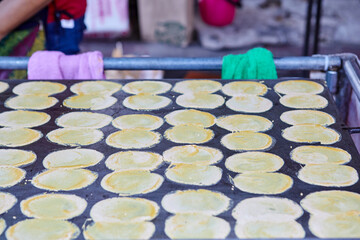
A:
[0, 0, 52, 40]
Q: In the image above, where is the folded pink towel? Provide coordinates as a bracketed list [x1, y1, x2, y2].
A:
[28, 51, 105, 80]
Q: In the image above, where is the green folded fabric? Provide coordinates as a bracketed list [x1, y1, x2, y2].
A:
[222, 47, 278, 80]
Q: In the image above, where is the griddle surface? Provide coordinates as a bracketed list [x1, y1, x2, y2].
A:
[0, 78, 359, 239]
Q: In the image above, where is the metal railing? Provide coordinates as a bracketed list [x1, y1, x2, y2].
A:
[0, 54, 359, 103]
[0, 56, 342, 71]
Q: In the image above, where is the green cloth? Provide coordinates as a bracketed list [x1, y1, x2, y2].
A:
[222, 47, 278, 80]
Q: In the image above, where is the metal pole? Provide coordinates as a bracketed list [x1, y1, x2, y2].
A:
[303, 0, 314, 56]
[102, 56, 342, 71]
[313, 0, 322, 54]
[103, 56, 342, 71]
[0, 57, 28, 70]
[344, 59, 360, 102]
[273, 56, 340, 71]
[103, 57, 223, 71]
[326, 70, 338, 94]
[0, 56, 342, 71]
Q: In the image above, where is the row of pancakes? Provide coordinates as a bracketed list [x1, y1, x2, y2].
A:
[276, 81, 358, 186]
[221, 80, 296, 238]
[0, 79, 321, 112]
[274, 81, 360, 237]
[159, 90, 229, 238]
[0, 79, 331, 113]
[3, 183, 360, 238]
[99, 80, 167, 239]
[87, 103, 164, 238]
[0, 82, 54, 238]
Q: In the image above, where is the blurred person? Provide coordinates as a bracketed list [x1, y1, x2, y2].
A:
[0, 0, 50, 79]
[0, 0, 87, 79]
[44, 0, 87, 55]
[0, 0, 50, 41]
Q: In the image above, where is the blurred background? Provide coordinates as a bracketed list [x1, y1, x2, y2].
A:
[81, 0, 360, 78]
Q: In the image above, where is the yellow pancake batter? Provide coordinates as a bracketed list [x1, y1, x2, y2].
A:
[233, 172, 293, 195]
[163, 145, 223, 165]
[70, 81, 122, 95]
[222, 81, 268, 96]
[13, 81, 66, 95]
[221, 131, 273, 151]
[90, 197, 159, 223]
[0, 110, 50, 128]
[32, 169, 97, 191]
[164, 125, 214, 144]
[106, 129, 161, 149]
[123, 80, 172, 94]
[20, 193, 87, 220]
[101, 170, 164, 196]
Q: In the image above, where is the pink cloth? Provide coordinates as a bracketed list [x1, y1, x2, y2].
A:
[28, 51, 105, 80]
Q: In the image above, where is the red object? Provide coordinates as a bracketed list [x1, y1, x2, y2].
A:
[199, 0, 236, 27]
[47, 0, 87, 23]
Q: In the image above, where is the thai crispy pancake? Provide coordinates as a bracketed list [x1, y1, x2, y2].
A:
[280, 110, 335, 126]
[173, 80, 222, 94]
[233, 172, 293, 195]
[20, 193, 87, 220]
[282, 124, 340, 144]
[123, 94, 171, 111]
[290, 146, 351, 165]
[43, 149, 104, 169]
[63, 94, 117, 110]
[298, 164, 358, 187]
[176, 93, 225, 109]
[106, 129, 161, 149]
[112, 114, 163, 130]
[123, 80, 172, 94]
[222, 81, 268, 96]
[70, 81, 122, 95]
[163, 145, 223, 165]
[217, 114, 272, 132]
[90, 197, 159, 223]
[5, 95, 58, 110]
[165, 213, 230, 239]
[165, 109, 216, 127]
[164, 125, 214, 144]
[221, 131, 273, 151]
[279, 94, 328, 109]
[56, 112, 112, 128]
[225, 152, 284, 173]
[274, 80, 324, 94]
[226, 95, 273, 113]
[161, 189, 231, 215]
[32, 169, 97, 191]
[105, 151, 163, 171]
[0, 110, 50, 128]
[13, 81, 66, 95]
[165, 164, 222, 186]
[6, 219, 80, 240]
[101, 170, 164, 196]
